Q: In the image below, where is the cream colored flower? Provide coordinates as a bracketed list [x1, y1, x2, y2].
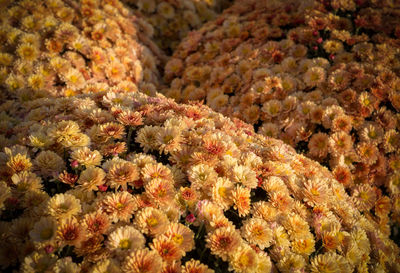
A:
[107, 225, 146, 254]
[241, 218, 273, 249]
[70, 147, 103, 167]
[134, 207, 170, 237]
[47, 193, 81, 220]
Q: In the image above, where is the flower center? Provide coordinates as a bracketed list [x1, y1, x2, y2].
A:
[119, 239, 131, 249]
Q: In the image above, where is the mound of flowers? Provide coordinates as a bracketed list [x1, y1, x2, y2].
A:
[0, 87, 399, 272]
[0, 0, 165, 100]
[162, 0, 400, 228]
[122, 0, 232, 54]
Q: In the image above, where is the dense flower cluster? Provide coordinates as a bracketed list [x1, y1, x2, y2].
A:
[163, 0, 400, 227]
[0, 0, 400, 272]
[0, 0, 164, 100]
[122, 0, 232, 53]
[1, 88, 399, 272]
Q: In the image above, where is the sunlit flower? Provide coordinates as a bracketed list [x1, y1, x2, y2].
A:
[122, 248, 163, 273]
[70, 147, 103, 167]
[277, 253, 307, 273]
[53, 257, 81, 273]
[206, 226, 242, 261]
[291, 233, 315, 256]
[107, 161, 139, 191]
[6, 153, 32, 175]
[352, 184, 377, 211]
[83, 211, 111, 236]
[229, 245, 258, 273]
[212, 177, 234, 210]
[57, 217, 85, 247]
[181, 259, 214, 273]
[145, 178, 176, 206]
[77, 167, 106, 191]
[47, 193, 81, 220]
[107, 225, 146, 254]
[328, 131, 353, 156]
[310, 252, 351, 273]
[142, 163, 173, 183]
[164, 223, 195, 252]
[151, 235, 185, 263]
[241, 218, 273, 249]
[231, 185, 251, 217]
[134, 207, 170, 237]
[100, 191, 137, 222]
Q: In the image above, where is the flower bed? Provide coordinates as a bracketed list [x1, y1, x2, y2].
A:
[162, 0, 400, 233]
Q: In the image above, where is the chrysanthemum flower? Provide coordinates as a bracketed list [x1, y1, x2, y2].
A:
[99, 122, 125, 140]
[291, 233, 315, 256]
[229, 244, 258, 273]
[241, 218, 273, 249]
[142, 163, 173, 183]
[135, 125, 160, 152]
[70, 147, 103, 167]
[145, 178, 176, 206]
[63, 68, 85, 90]
[107, 161, 139, 191]
[277, 252, 306, 273]
[83, 211, 111, 236]
[206, 226, 241, 261]
[303, 178, 329, 207]
[6, 153, 32, 175]
[328, 131, 353, 156]
[177, 186, 199, 210]
[100, 191, 137, 223]
[122, 248, 163, 273]
[47, 120, 82, 148]
[117, 110, 143, 126]
[34, 150, 65, 177]
[134, 207, 170, 237]
[187, 163, 217, 193]
[307, 132, 330, 159]
[57, 217, 85, 247]
[29, 216, 58, 247]
[332, 165, 353, 188]
[181, 259, 214, 273]
[303, 66, 326, 87]
[156, 125, 183, 154]
[74, 235, 104, 261]
[251, 201, 280, 223]
[151, 234, 185, 263]
[77, 167, 106, 191]
[47, 193, 81, 220]
[356, 142, 379, 166]
[282, 213, 310, 239]
[107, 225, 146, 254]
[21, 251, 57, 273]
[231, 185, 251, 217]
[164, 223, 195, 252]
[331, 115, 352, 133]
[231, 165, 258, 189]
[11, 171, 43, 195]
[88, 258, 121, 273]
[352, 184, 377, 212]
[310, 252, 351, 273]
[211, 177, 234, 210]
[53, 257, 81, 273]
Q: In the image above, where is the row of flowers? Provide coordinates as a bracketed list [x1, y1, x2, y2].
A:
[162, 0, 400, 229]
[1, 87, 399, 271]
